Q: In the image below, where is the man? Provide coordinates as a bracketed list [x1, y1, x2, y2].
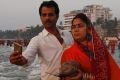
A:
[9, 1, 73, 80]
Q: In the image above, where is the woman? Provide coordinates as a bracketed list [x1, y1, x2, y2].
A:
[61, 13, 120, 80]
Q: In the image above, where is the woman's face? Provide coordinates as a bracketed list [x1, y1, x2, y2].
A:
[71, 18, 87, 42]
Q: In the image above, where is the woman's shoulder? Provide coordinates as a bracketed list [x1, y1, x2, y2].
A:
[63, 43, 78, 54]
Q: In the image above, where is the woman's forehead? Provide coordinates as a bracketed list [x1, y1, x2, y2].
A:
[73, 18, 86, 25]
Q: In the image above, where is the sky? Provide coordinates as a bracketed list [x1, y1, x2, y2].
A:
[0, 0, 120, 30]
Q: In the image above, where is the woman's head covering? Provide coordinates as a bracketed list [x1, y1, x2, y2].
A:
[72, 13, 111, 80]
[72, 13, 92, 28]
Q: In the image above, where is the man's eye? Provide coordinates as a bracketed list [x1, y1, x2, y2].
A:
[41, 14, 46, 17]
[41, 13, 55, 17]
[48, 13, 55, 17]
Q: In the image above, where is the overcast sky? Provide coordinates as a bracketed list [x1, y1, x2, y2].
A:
[0, 0, 120, 30]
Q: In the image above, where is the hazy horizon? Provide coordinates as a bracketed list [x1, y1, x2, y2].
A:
[0, 0, 120, 30]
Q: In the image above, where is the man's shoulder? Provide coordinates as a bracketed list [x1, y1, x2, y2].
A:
[30, 35, 39, 42]
[30, 30, 43, 40]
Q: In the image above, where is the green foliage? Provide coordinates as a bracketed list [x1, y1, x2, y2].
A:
[0, 25, 43, 39]
[96, 17, 118, 37]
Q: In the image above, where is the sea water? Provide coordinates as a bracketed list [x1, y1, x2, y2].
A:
[0, 45, 120, 80]
[0, 46, 40, 80]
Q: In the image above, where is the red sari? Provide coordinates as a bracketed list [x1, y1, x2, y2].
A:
[61, 27, 120, 80]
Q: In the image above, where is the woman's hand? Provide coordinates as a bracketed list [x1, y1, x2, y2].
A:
[65, 69, 83, 80]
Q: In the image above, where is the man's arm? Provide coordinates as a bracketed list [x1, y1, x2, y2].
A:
[9, 36, 38, 66]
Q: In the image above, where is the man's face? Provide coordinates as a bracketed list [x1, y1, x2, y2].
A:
[40, 7, 59, 29]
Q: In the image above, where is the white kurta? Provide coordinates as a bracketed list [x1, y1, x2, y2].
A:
[22, 28, 73, 80]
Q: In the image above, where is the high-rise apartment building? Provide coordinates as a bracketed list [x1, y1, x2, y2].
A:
[64, 5, 112, 30]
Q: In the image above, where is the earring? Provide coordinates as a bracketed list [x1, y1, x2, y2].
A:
[86, 33, 92, 41]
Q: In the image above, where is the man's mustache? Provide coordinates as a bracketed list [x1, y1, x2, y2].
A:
[45, 20, 51, 23]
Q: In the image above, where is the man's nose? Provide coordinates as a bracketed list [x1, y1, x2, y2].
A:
[45, 15, 50, 19]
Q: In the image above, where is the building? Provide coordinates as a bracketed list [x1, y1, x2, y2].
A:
[63, 10, 82, 30]
[116, 20, 120, 38]
[63, 5, 112, 30]
[83, 5, 112, 23]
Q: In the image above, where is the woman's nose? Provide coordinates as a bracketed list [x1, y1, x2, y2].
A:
[74, 28, 79, 32]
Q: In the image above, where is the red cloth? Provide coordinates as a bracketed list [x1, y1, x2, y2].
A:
[61, 43, 93, 72]
[61, 27, 120, 80]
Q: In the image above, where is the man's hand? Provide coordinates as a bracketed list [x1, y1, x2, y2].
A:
[9, 51, 27, 66]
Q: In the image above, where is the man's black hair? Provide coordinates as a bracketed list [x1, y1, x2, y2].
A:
[39, 0, 59, 16]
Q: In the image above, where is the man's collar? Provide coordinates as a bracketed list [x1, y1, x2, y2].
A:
[42, 28, 49, 37]
[41, 27, 63, 37]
